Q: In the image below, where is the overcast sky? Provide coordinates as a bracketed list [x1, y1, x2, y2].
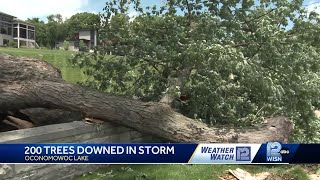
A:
[0, 0, 319, 22]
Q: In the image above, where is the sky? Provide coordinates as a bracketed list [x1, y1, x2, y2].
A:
[0, 0, 162, 22]
[0, 0, 320, 22]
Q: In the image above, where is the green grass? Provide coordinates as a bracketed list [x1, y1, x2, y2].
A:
[76, 164, 312, 180]
[0, 47, 86, 83]
[77, 164, 226, 180]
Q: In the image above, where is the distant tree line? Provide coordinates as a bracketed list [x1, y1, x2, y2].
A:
[26, 12, 100, 49]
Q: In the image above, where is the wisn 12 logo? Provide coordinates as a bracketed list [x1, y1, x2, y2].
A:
[236, 147, 251, 161]
[266, 142, 290, 162]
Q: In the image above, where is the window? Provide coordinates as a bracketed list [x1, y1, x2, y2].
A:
[74, 41, 79, 48]
[20, 24, 27, 28]
[0, 22, 12, 35]
[3, 39, 9, 46]
[0, 16, 12, 23]
[13, 28, 17, 37]
[7, 27, 12, 35]
[28, 26, 35, 30]
[19, 28, 27, 38]
[90, 30, 95, 47]
[0, 27, 6, 34]
[28, 30, 35, 40]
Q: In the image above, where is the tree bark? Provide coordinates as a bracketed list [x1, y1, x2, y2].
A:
[19, 108, 83, 126]
[0, 54, 294, 143]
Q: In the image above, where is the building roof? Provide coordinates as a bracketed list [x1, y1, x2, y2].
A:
[0, 11, 16, 18]
[13, 18, 35, 26]
[0, 12, 34, 26]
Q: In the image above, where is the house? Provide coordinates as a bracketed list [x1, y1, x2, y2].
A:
[55, 29, 98, 51]
[0, 11, 36, 48]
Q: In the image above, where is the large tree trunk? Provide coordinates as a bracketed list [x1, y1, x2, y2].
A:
[0, 54, 293, 143]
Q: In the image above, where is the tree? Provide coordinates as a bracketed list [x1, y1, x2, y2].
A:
[0, 54, 293, 143]
[79, 40, 88, 52]
[46, 14, 68, 48]
[26, 13, 100, 49]
[47, 14, 63, 24]
[27, 15, 68, 48]
[72, 0, 320, 142]
[66, 12, 100, 39]
[26, 18, 47, 47]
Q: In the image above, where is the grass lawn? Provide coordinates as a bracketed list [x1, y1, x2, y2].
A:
[0, 47, 85, 83]
[1, 47, 318, 180]
[77, 164, 313, 180]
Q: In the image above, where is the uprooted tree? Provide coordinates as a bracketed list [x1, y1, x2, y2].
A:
[0, 54, 293, 143]
[1, 0, 320, 143]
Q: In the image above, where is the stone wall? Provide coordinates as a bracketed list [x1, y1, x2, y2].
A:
[0, 121, 162, 179]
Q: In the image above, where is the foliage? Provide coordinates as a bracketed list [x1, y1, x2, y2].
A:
[79, 40, 88, 52]
[46, 14, 68, 48]
[27, 13, 99, 49]
[66, 12, 100, 39]
[63, 40, 70, 51]
[71, 0, 320, 142]
[26, 18, 48, 47]
[8, 41, 17, 48]
[27, 15, 68, 48]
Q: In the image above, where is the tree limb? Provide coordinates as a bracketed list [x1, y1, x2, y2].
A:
[0, 54, 294, 143]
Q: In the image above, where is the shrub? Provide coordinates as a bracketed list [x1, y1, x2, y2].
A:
[79, 40, 88, 52]
[8, 41, 17, 48]
[63, 40, 70, 51]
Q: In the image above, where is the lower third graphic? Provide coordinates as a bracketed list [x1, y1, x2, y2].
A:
[236, 147, 251, 161]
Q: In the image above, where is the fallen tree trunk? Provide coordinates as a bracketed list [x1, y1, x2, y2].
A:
[0, 54, 293, 143]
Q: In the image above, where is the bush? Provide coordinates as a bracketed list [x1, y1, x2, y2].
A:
[46, 43, 52, 49]
[79, 40, 88, 52]
[8, 41, 17, 48]
[63, 40, 70, 51]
